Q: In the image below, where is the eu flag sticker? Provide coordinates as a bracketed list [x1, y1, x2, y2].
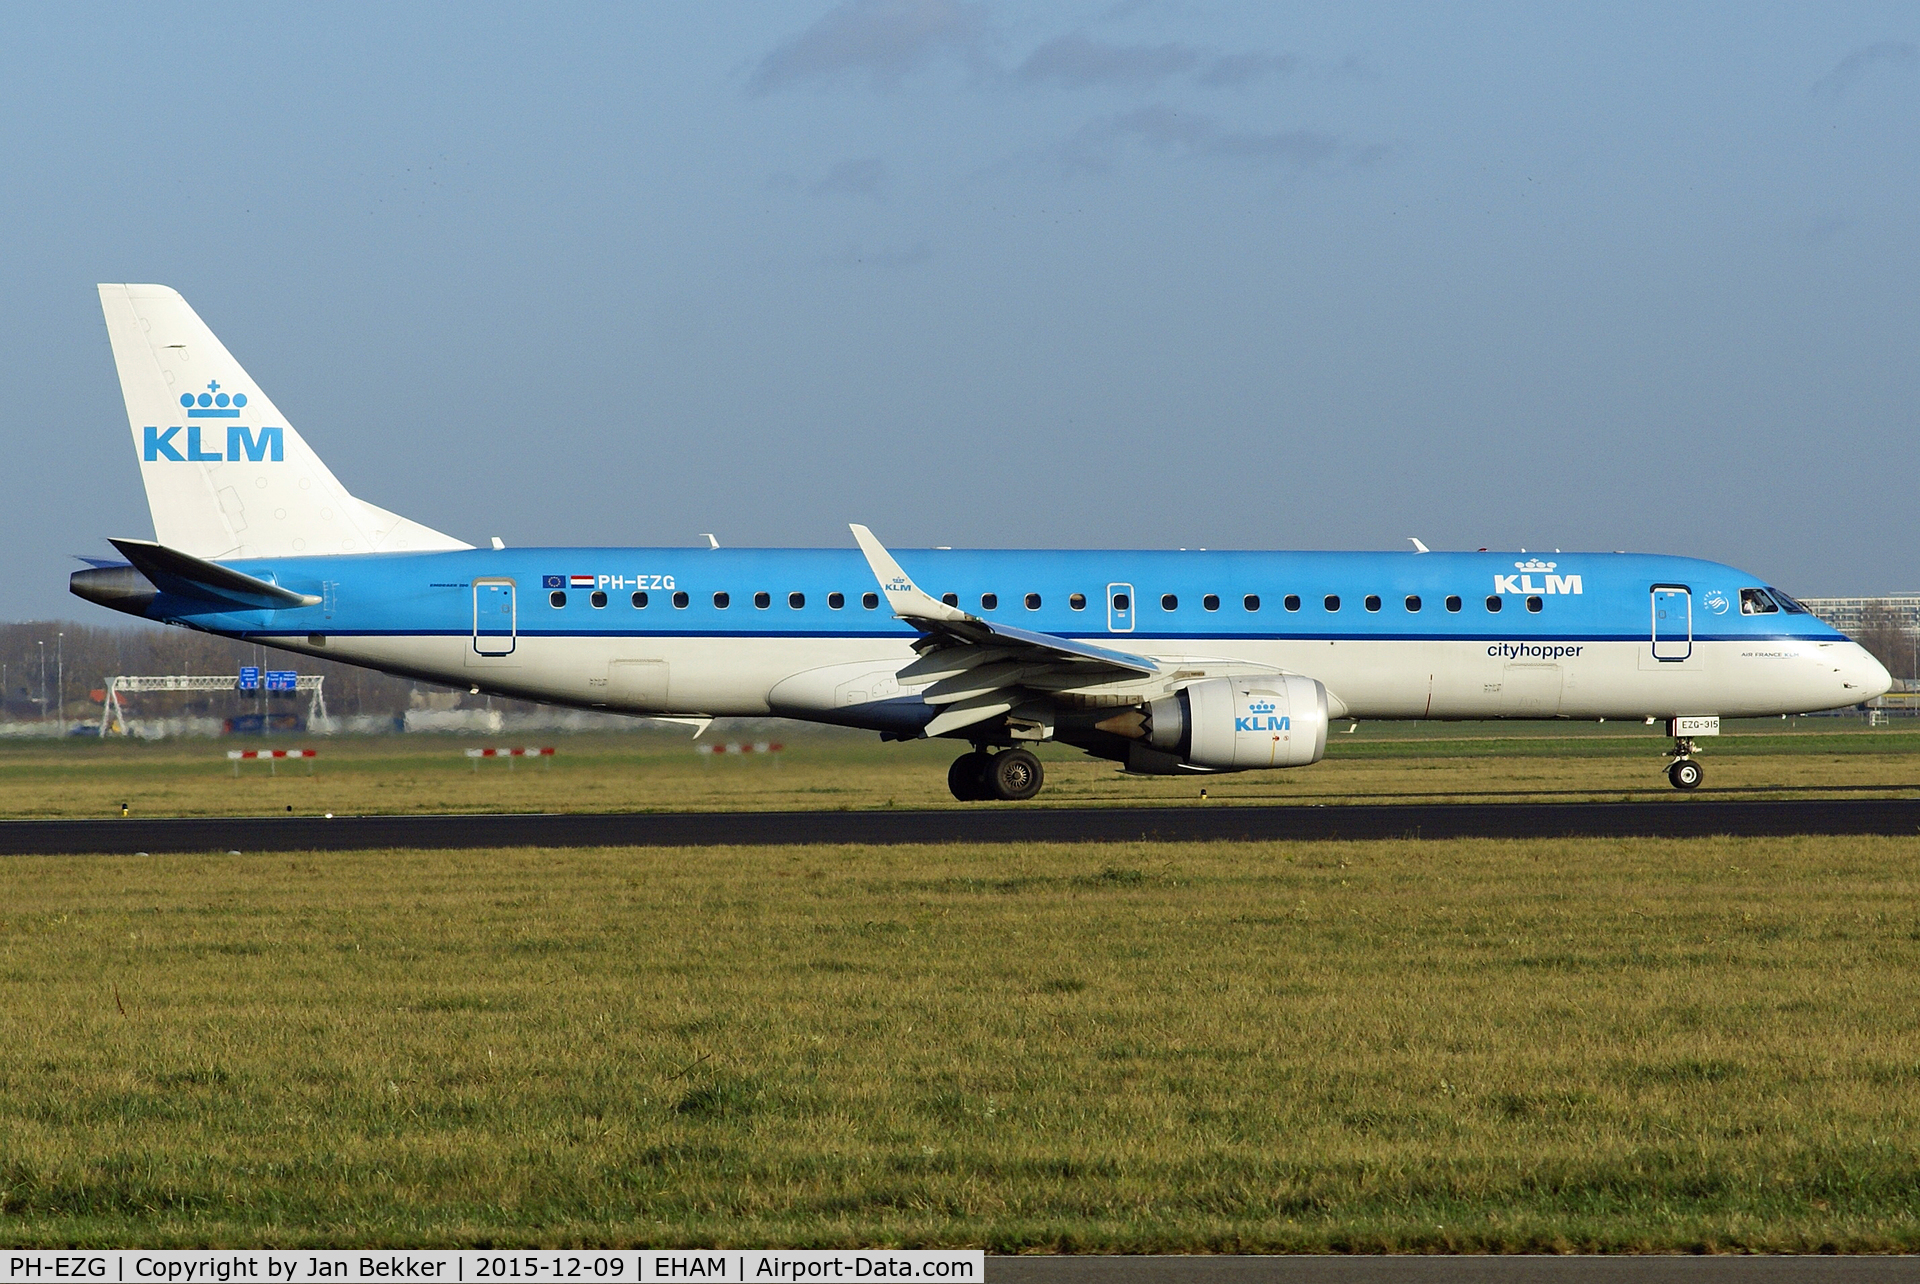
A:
[542, 575, 564, 590]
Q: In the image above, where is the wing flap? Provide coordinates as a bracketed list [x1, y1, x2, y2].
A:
[922, 691, 1024, 738]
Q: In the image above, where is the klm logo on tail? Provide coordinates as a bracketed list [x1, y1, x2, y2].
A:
[181, 381, 246, 416]
[143, 382, 282, 462]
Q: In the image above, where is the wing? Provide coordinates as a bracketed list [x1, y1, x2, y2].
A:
[850, 524, 1159, 737]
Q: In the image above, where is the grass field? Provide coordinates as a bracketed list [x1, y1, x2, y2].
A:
[0, 835, 1916, 1249]
[1, 718, 1919, 818]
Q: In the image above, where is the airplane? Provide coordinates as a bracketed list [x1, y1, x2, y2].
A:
[71, 284, 1891, 800]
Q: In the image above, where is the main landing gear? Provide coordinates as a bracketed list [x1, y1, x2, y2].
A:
[948, 748, 1045, 802]
[1667, 739, 1703, 791]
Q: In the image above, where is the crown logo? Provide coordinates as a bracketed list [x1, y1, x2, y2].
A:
[1247, 699, 1276, 713]
[1514, 558, 1556, 572]
[181, 380, 247, 419]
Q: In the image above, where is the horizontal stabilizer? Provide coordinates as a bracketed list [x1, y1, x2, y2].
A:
[108, 538, 320, 609]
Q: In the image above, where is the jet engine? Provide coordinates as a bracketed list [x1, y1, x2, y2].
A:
[1101, 675, 1329, 773]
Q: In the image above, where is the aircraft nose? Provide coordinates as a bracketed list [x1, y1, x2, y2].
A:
[1840, 643, 1893, 702]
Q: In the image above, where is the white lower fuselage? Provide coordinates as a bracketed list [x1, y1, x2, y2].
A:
[260, 632, 1881, 725]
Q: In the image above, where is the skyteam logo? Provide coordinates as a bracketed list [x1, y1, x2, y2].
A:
[1236, 698, 1290, 733]
[1494, 558, 1582, 596]
[143, 382, 283, 463]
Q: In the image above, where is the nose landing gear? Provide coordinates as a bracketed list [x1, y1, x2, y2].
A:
[1667, 737, 1703, 790]
[947, 747, 1045, 801]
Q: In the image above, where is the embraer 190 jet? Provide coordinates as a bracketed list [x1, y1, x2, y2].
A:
[72, 285, 1890, 800]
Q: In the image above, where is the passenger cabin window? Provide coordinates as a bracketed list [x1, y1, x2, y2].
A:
[1485, 595, 1502, 613]
[941, 592, 959, 607]
[1025, 593, 1042, 609]
[1284, 595, 1300, 612]
[1324, 595, 1340, 612]
[753, 591, 771, 609]
[1203, 594, 1219, 611]
[632, 591, 648, 608]
[862, 592, 879, 609]
[713, 591, 730, 609]
[1526, 596, 1543, 612]
[673, 591, 690, 609]
[1740, 588, 1779, 615]
[1445, 595, 1461, 612]
[1161, 594, 1177, 611]
[1364, 595, 1381, 612]
[790, 592, 805, 609]
[1112, 593, 1130, 611]
[1070, 593, 1087, 610]
[1244, 594, 1260, 611]
[828, 592, 844, 609]
[981, 593, 997, 610]
[549, 590, 566, 608]
[590, 590, 608, 609]
[1405, 595, 1422, 612]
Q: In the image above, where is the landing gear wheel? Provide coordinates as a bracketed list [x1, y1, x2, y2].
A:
[1668, 759, 1703, 791]
[987, 748, 1045, 801]
[948, 752, 991, 802]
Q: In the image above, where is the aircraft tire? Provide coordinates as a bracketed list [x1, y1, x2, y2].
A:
[1668, 759, 1703, 790]
[988, 748, 1045, 801]
[948, 752, 991, 802]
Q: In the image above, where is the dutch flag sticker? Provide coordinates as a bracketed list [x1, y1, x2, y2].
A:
[570, 574, 595, 589]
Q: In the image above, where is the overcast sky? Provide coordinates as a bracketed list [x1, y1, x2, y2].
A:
[3, 2, 1916, 619]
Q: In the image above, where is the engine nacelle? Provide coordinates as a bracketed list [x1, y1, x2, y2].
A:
[1139, 675, 1329, 772]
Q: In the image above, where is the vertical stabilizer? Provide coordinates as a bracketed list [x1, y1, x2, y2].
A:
[97, 284, 470, 559]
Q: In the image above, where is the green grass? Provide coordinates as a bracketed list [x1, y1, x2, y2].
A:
[0, 836, 1916, 1248]
[1, 718, 1919, 818]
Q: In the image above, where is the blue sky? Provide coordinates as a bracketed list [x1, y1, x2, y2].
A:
[3, 2, 1916, 617]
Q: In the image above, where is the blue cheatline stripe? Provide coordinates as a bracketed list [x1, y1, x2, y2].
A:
[233, 628, 1821, 645]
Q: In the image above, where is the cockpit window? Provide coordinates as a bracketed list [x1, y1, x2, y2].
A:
[1766, 587, 1810, 614]
[1740, 588, 1779, 615]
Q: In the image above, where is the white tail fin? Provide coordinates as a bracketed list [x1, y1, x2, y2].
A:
[97, 284, 470, 560]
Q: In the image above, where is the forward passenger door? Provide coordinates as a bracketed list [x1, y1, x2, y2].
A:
[1651, 585, 1691, 662]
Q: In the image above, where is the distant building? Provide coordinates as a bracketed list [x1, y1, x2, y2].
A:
[1794, 595, 1920, 636]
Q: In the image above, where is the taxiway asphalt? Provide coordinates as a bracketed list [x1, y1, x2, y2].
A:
[2, 797, 1919, 854]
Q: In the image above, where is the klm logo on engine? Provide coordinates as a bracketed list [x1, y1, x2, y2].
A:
[1494, 558, 1582, 596]
[143, 382, 283, 463]
[1236, 699, 1290, 733]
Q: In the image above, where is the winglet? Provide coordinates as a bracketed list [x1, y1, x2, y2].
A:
[1408, 537, 1430, 554]
[849, 524, 972, 623]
